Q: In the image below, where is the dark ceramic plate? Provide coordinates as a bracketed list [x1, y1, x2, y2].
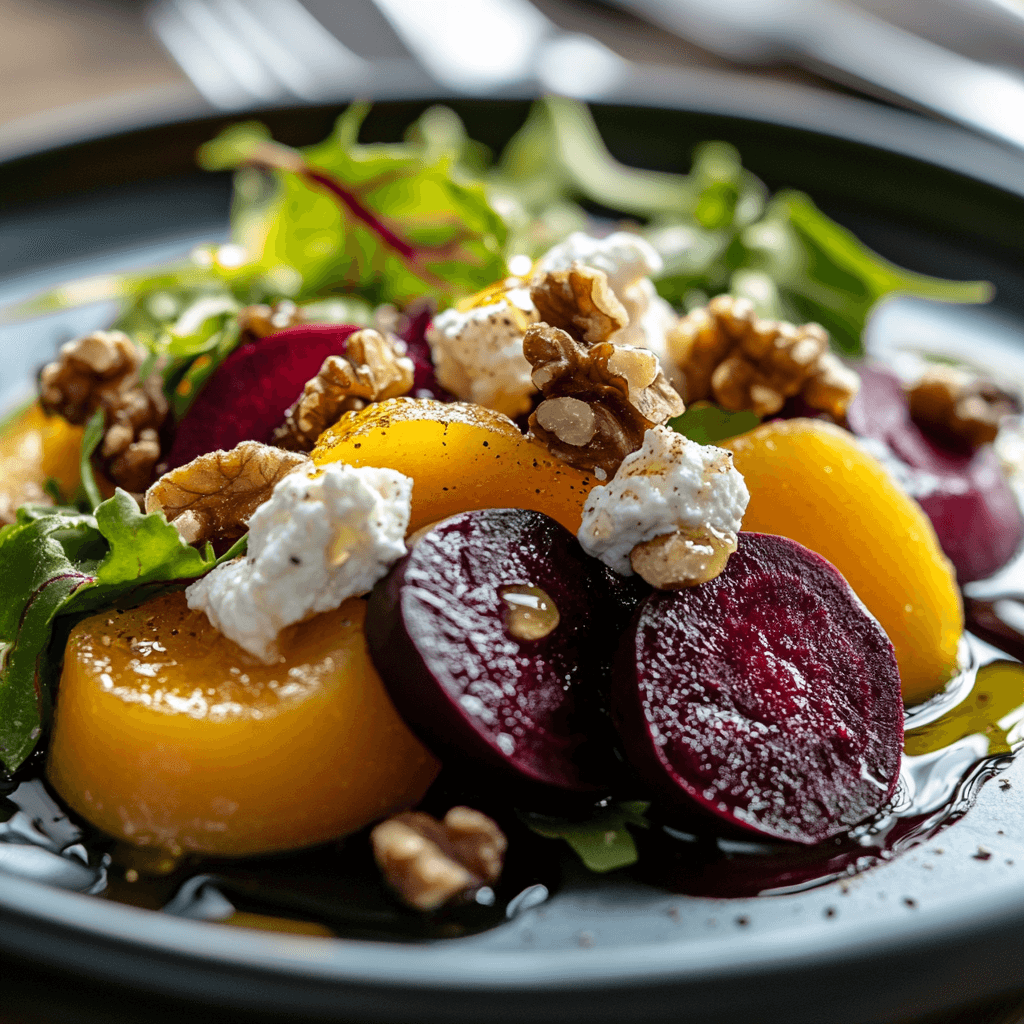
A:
[3, 82, 1024, 1024]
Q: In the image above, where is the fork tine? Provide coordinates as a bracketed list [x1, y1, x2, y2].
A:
[148, 0, 285, 108]
[148, 0, 252, 109]
[150, 0, 373, 109]
[211, 0, 371, 102]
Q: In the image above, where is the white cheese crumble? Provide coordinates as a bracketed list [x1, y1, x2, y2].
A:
[537, 231, 675, 359]
[995, 416, 1024, 504]
[186, 463, 412, 662]
[630, 278, 678, 374]
[426, 286, 537, 418]
[578, 425, 749, 576]
[426, 232, 679, 418]
[537, 230, 663, 296]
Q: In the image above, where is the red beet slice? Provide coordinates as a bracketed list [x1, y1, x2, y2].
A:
[400, 305, 453, 403]
[847, 365, 1023, 582]
[612, 532, 903, 845]
[366, 508, 617, 794]
[164, 323, 360, 469]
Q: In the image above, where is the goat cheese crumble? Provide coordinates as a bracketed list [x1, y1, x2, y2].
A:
[537, 231, 677, 363]
[186, 462, 412, 662]
[578, 425, 749, 576]
[426, 232, 679, 418]
[427, 287, 537, 418]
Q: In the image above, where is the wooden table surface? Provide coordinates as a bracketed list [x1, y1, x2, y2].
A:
[0, 0, 199, 130]
[1, 2, 1024, 1023]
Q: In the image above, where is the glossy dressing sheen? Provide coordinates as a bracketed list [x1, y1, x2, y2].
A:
[3, 619, 1023, 937]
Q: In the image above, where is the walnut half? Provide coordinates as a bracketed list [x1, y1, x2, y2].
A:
[530, 262, 628, 345]
[908, 366, 1017, 448]
[236, 300, 302, 345]
[524, 324, 684, 478]
[39, 329, 169, 494]
[667, 295, 859, 419]
[273, 329, 414, 451]
[144, 441, 308, 545]
[370, 807, 507, 912]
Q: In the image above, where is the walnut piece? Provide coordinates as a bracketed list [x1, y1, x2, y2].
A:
[908, 365, 1016, 448]
[39, 330, 140, 425]
[524, 323, 684, 477]
[578, 425, 748, 586]
[273, 329, 414, 451]
[370, 807, 507, 912]
[629, 526, 738, 589]
[236, 300, 302, 345]
[667, 295, 859, 418]
[145, 441, 308, 545]
[530, 263, 629, 345]
[39, 330, 169, 494]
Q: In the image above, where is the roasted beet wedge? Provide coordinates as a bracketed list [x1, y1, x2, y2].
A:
[165, 323, 360, 469]
[400, 305, 452, 402]
[613, 532, 903, 845]
[847, 365, 1023, 583]
[366, 508, 617, 795]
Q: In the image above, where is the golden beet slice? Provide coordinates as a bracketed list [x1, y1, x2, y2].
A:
[311, 398, 596, 534]
[723, 419, 963, 704]
[0, 402, 83, 518]
[47, 593, 439, 857]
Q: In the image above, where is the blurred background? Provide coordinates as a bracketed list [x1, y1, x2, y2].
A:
[3, 0, 1024, 158]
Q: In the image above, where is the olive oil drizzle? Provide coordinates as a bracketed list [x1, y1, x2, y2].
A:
[631, 635, 1024, 898]
[3, 621, 1024, 936]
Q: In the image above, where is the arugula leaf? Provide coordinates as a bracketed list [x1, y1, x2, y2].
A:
[0, 491, 241, 770]
[494, 98, 991, 357]
[497, 97, 695, 223]
[740, 192, 993, 354]
[78, 409, 105, 511]
[0, 512, 99, 769]
[652, 187, 992, 356]
[669, 404, 761, 446]
[404, 104, 493, 176]
[520, 801, 650, 873]
[42, 477, 65, 505]
[82, 491, 224, 594]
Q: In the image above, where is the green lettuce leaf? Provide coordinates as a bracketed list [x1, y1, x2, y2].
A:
[0, 512, 100, 769]
[199, 104, 508, 307]
[520, 801, 650, 873]
[78, 408, 105, 511]
[0, 491, 242, 770]
[669, 404, 761, 446]
[739, 191, 993, 354]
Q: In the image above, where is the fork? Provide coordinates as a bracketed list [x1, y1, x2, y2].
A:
[610, 0, 1024, 152]
[146, 0, 392, 109]
[147, 0, 629, 109]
